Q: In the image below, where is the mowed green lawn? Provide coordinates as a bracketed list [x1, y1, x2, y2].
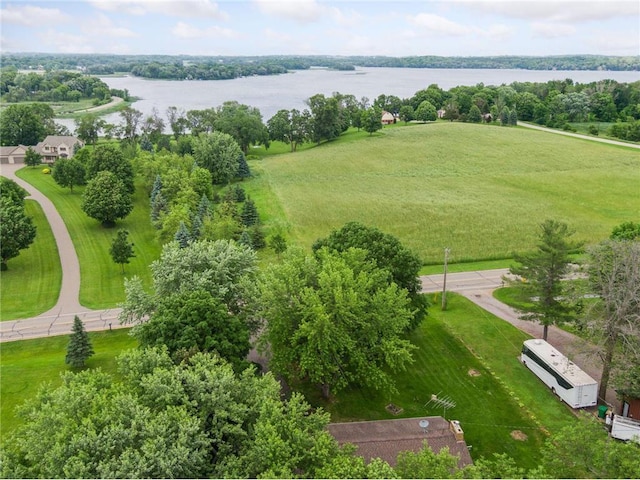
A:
[1, 200, 62, 320]
[16, 168, 161, 309]
[0, 328, 137, 439]
[253, 122, 640, 264]
[314, 293, 576, 469]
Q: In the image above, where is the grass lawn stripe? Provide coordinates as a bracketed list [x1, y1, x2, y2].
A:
[1, 199, 62, 320]
[16, 168, 161, 309]
[0, 328, 137, 440]
[255, 122, 639, 264]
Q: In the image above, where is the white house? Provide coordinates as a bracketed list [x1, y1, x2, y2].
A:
[34, 135, 84, 164]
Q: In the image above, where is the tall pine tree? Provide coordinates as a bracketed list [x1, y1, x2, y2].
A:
[65, 316, 94, 368]
[241, 197, 259, 227]
[236, 152, 251, 179]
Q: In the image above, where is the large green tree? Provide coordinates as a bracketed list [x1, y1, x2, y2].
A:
[259, 247, 416, 399]
[74, 113, 105, 146]
[583, 239, 640, 401]
[0, 194, 36, 271]
[120, 239, 259, 331]
[361, 106, 383, 135]
[81, 171, 133, 227]
[313, 221, 428, 330]
[0, 103, 51, 146]
[508, 219, 581, 340]
[23, 147, 42, 168]
[267, 108, 311, 152]
[214, 101, 269, 154]
[52, 157, 86, 192]
[192, 131, 242, 185]
[0, 348, 343, 479]
[86, 144, 135, 194]
[307, 93, 348, 144]
[133, 290, 251, 371]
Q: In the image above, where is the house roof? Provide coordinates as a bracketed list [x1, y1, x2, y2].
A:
[327, 416, 473, 469]
[40, 135, 82, 147]
[0, 145, 26, 156]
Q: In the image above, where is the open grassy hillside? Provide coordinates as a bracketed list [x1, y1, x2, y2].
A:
[253, 123, 639, 264]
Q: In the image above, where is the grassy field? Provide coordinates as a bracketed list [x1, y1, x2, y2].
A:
[250, 122, 639, 265]
[16, 168, 161, 309]
[0, 328, 136, 439]
[0, 200, 62, 320]
[301, 293, 577, 468]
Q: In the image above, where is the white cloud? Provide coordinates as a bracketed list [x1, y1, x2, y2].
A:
[482, 23, 516, 40]
[39, 30, 94, 53]
[263, 28, 293, 43]
[531, 22, 577, 39]
[89, 0, 228, 19]
[457, 0, 639, 23]
[171, 21, 238, 39]
[253, 0, 325, 23]
[0, 4, 70, 27]
[409, 13, 470, 36]
[81, 13, 137, 38]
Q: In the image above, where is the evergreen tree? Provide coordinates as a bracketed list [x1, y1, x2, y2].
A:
[109, 229, 135, 273]
[65, 316, 94, 368]
[236, 152, 251, 179]
[234, 185, 246, 203]
[239, 229, 253, 249]
[241, 197, 259, 227]
[175, 221, 191, 248]
[191, 213, 203, 240]
[150, 190, 168, 227]
[140, 135, 154, 152]
[249, 225, 266, 250]
[196, 193, 212, 220]
[150, 174, 162, 204]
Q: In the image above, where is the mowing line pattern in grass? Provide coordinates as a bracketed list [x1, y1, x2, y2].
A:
[1, 199, 62, 320]
[0, 329, 137, 440]
[256, 123, 639, 264]
[16, 169, 161, 309]
[315, 293, 577, 469]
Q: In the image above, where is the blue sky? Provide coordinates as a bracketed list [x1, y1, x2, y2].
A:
[1, 0, 638, 57]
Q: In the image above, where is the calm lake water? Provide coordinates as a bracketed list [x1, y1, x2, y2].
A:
[62, 67, 640, 128]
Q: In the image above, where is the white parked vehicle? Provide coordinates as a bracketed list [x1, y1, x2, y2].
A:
[521, 339, 598, 408]
[611, 414, 640, 443]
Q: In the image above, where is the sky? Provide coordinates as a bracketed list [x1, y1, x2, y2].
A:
[1, 0, 639, 57]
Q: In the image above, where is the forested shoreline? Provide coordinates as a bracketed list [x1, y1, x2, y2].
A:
[1, 53, 638, 81]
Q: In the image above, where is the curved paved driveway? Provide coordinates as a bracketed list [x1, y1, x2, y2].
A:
[1, 164, 123, 341]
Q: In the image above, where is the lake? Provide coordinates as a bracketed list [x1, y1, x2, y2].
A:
[61, 67, 640, 128]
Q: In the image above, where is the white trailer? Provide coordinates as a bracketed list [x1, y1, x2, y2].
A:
[521, 339, 598, 408]
[611, 415, 640, 443]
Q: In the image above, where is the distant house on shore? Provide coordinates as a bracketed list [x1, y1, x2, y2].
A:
[0, 145, 28, 164]
[34, 135, 84, 164]
[327, 416, 473, 469]
[381, 111, 395, 125]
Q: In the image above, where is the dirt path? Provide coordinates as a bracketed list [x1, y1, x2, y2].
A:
[76, 96, 124, 114]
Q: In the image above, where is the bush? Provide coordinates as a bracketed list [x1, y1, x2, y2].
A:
[42, 168, 51, 174]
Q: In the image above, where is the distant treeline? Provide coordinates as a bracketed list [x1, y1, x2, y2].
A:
[0, 68, 130, 104]
[1, 53, 637, 81]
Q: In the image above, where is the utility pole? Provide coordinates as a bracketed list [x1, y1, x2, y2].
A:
[442, 247, 450, 310]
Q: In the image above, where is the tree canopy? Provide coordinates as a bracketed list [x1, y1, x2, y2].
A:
[259, 247, 416, 399]
[313, 221, 428, 330]
[0, 179, 36, 271]
[81, 171, 133, 227]
[192, 131, 243, 185]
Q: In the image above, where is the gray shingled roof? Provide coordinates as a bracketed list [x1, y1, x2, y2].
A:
[327, 416, 473, 469]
